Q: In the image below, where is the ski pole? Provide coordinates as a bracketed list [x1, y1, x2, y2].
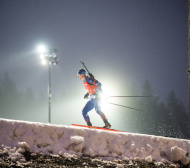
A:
[106, 95, 157, 98]
[80, 61, 94, 78]
[106, 101, 147, 112]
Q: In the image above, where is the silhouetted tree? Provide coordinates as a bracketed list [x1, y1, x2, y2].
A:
[0, 73, 21, 118]
[0, 73, 48, 122]
[136, 79, 160, 135]
[166, 90, 188, 138]
[136, 80, 188, 139]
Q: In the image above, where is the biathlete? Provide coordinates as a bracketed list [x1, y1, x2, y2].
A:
[77, 68, 111, 128]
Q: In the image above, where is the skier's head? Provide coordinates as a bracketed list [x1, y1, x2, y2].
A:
[77, 68, 86, 80]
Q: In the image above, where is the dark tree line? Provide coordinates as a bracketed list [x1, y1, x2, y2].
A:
[0, 73, 48, 122]
[0, 73, 189, 139]
[120, 79, 189, 139]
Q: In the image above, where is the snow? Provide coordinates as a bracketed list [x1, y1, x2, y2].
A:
[0, 118, 190, 166]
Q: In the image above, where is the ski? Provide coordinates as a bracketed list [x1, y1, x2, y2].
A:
[71, 124, 125, 133]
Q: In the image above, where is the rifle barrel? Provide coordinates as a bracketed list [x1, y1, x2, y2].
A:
[80, 61, 94, 77]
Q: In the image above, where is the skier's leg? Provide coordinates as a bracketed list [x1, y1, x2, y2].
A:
[95, 108, 106, 120]
[82, 100, 94, 126]
[93, 98, 106, 119]
[93, 98, 111, 128]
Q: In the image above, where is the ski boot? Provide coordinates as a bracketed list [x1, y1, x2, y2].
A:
[87, 121, 92, 126]
[103, 119, 111, 129]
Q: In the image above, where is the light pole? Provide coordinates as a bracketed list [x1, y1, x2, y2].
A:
[38, 46, 58, 123]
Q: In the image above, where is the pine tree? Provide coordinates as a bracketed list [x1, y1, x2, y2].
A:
[166, 91, 188, 138]
[0, 73, 21, 118]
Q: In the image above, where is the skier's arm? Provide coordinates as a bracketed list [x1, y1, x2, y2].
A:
[87, 78, 102, 92]
[94, 80, 102, 92]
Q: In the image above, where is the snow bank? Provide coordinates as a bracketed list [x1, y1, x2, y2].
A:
[0, 118, 189, 165]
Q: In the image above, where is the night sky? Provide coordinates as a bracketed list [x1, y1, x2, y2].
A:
[0, 1, 188, 118]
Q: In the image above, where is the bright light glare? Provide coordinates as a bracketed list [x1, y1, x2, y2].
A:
[41, 60, 47, 65]
[98, 84, 119, 112]
[37, 45, 46, 53]
[99, 86, 113, 111]
[100, 98, 109, 111]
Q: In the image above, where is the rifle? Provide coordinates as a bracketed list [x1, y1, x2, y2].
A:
[80, 61, 94, 78]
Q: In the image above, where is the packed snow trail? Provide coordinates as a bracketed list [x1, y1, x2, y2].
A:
[0, 118, 189, 166]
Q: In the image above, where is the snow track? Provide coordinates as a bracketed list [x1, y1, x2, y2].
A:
[0, 118, 189, 166]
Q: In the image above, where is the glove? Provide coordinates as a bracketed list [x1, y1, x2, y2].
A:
[90, 92, 98, 99]
[84, 93, 89, 99]
[93, 92, 98, 96]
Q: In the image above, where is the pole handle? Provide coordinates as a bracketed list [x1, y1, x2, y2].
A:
[107, 95, 157, 98]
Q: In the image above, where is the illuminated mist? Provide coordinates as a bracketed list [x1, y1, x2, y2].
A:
[0, 73, 188, 139]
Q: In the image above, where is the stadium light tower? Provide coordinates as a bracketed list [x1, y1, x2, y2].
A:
[38, 45, 58, 124]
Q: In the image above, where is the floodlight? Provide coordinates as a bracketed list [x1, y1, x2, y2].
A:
[38, 45, 46, 53]
[42, 60, 47, 65]
[40, 54, 45, 59]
